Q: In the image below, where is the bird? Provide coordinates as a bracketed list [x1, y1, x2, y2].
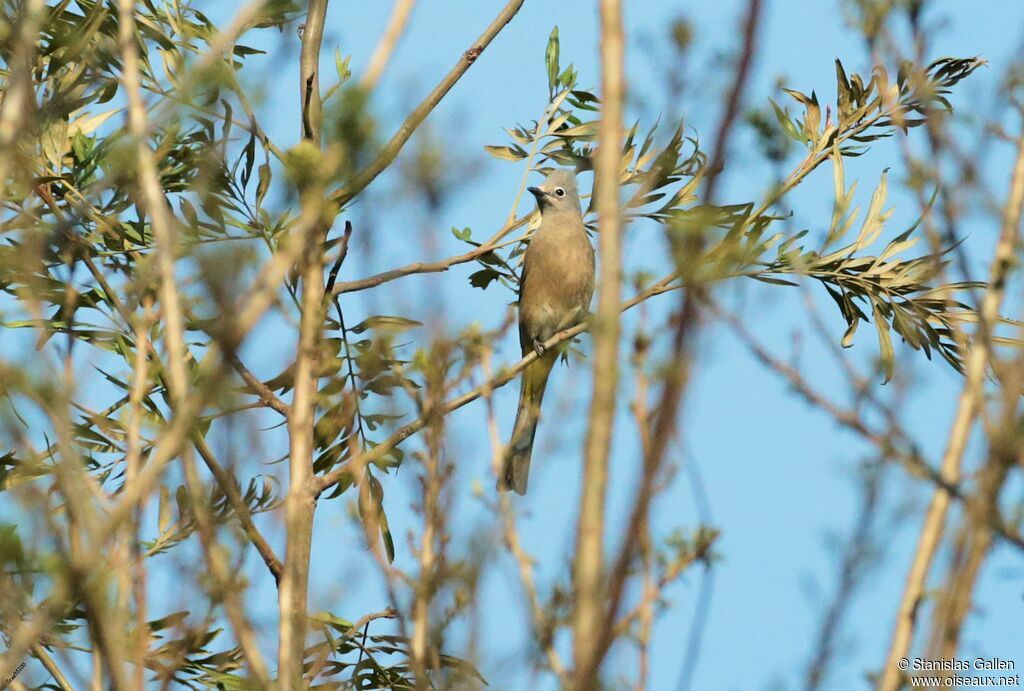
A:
[498, 169, 595, 495]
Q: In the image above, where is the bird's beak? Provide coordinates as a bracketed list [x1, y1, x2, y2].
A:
[527, 186, 546, 200]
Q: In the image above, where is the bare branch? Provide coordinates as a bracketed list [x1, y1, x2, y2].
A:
[123, 299, 154, 689]
[361, 0, 418, 89]
[331, 214, 531, 295]
[278, 1, 331, 686]
[482, 351, 569, 682]
[118, 0, 189, 410]
[332, 0, 525, 207]
[31, 643, 73, 691]
[879, 126, 1024, 691]
[596, 0, 763, 679]
[180, 441, 273, 685]
[300, 0, 328, 143]
[573, 0, 625, 684]
[193, 436, 284, 583]
[0, 0, 44, 209]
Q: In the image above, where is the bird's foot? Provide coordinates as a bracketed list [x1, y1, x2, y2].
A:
[532, 339, 547, 358]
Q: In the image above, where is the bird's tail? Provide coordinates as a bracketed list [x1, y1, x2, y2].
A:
[498, 354, 555, 494]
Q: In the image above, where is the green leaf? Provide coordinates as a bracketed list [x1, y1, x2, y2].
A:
[240, 131, 257, 190]
[557, 62, 576, 90]
[68, 107, 121, 137]
[827, 139, 859, 245]
[802, 91, 821, 140]
[0, 524, 25, 566]
[439, 653, 488, 685]
[841, 317, 860, 349]
[750, 274, 798, 287]
[483, 144, 527, 161]
[41, 117, 69, 170]
[350, 316, 422, 334]
[311, 611, 355, 631]
[872, 301, 895, 383]
[148, 611, 189, 633]
[469, 268, 501, 290]
[554, 121, 599, 138]
[335, 49, 351, 83]
[854, 169, 892, 250]
[256, 163, 272, 208]
[545, 26, 560, 95]
[179, 198, 199, 228]
[233, 44, 266, 57]
[835, 59, 851, 117]
[769, 98, 802, 142]
[381, 511, 395, 563]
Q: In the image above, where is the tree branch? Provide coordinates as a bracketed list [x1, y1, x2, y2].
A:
[279, 2, 330, 686]
[330, 214, 530, 295]
[595, 0, 763, 677]
[192, 435, 284, 583]
[330, 0, 525, 207]
[31, 643, 73, 691]
[879, 126, 1024, 691]
[315, 275, 680, 497]
[361, 0, 417, 89]
[299, 0, 328, 143]
[573, 0, 624, 684]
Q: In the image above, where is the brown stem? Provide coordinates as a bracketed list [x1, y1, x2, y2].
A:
[192, 436, 284, 583]
[278, 2, 330, 687]
[224, 350, 290, 416]
[595, 0, 762, 677]
[124, 300, 154, 689]
[481, 351, 569, 682]
[299, 0, 328, 143]
[572, 0, 624, 685]
[925, 404, 1018, 665]
[0, 0, 44, 210]
[179, 445, 272, 686]
[330, 214, 529, 295]
[879, 127, 1024, 691]
[31, 644, 72, 691]
[410, 353, 448, 687]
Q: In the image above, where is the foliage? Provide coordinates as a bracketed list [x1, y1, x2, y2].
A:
[0, 2, 1006, 689]
[0, 0, 433, 686]
[477, 38, 991, 383]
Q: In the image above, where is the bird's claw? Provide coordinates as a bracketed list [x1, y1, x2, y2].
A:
[533, 339, 546, 358]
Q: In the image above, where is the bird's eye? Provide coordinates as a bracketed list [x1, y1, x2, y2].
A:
[554, 187, 565, 197]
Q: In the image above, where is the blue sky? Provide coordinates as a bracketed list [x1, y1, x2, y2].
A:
[5, 0, 1024, 689]
[208, 1, 1024, 689]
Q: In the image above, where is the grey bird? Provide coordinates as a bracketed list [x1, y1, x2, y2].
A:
[498, 169, 595, 494]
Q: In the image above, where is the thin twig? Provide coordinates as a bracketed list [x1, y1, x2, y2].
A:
[315, 275, 682, 496]
[331, 0, 525, 207]
[123, 298, 154, 689]
[179, 430, 272, 686]
[330, 214, 531, 295]
[31, 643, 73, 691]
[0, 0, 44, 210]
[482, 350, 569, 682]
[192, 435, 284, 583]
[361, 0, 417, 89]
[879, 127, 1024, 691]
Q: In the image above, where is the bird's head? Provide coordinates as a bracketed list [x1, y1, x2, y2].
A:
[528, 169, 580, 214]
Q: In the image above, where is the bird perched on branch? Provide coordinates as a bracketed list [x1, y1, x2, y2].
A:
[499, 169, 594, 495]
